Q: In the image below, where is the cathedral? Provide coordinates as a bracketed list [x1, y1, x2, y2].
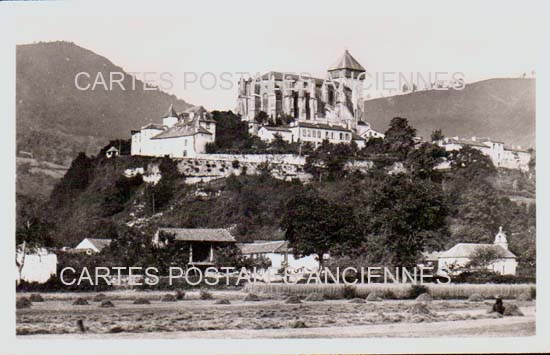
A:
[236, 50, 368, 132]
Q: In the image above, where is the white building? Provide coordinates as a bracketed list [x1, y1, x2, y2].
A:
[436, 227, 518, 276]
[16, 247, 57, 284]
[131, 105, 216, 158]
[237, 240, 322, 273]
[75, 238, 112, 254]
[438, 136, 531, 172]
[256, 121, 369, 149]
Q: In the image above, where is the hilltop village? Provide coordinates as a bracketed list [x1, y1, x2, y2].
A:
[17, 50, 536, 289]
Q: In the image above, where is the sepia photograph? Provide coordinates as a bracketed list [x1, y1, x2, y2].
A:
[3, 2, 547, 353]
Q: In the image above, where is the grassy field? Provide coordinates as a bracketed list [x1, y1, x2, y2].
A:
[243, 283, 536, 300]
[16, 289, 535, 337]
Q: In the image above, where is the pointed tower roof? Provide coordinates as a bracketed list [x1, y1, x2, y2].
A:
[163, 104, 178, 118]
[328, 50, 365, 72]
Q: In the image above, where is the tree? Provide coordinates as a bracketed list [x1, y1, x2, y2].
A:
[405, 142, 448, 181]
[430, 129, 445, 142]
[145, 157, 181, 214]
[466, 246, 505, 270]
[50, 152, 95, 208]
[447, 146, 496, 182]
[254, 111, 270, 125]
[281, 192, 361, 269]
[304, 140, 355, 181]
[383, 117, 417, 160]
[360, 174, 449, 267]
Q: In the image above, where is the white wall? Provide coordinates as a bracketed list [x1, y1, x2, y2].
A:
[438, 257, 517, 276]
[16, 249, 57, 284]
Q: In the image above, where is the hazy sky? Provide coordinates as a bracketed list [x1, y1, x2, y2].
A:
[17, 16, 540, 110]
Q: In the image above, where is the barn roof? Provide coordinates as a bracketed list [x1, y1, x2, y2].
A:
[84, 238, 112, 251]
[439, 243, 516, 259]
[237, 240, 288, 254]
[157, 228, 236, 242]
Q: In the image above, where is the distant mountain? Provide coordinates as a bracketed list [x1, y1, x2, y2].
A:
[363, 78, 535, 149]
[16, 41, 192, 165]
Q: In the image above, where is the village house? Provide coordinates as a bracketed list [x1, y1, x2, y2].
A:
[437, 136, 531, 172]
[257, 121, 370, 149]
[74, 238, 112, 254]
[153, 227, 236, 266]
[237, 240, 323, 274]
[431, 227, 518, 276]
[131, 105, 216, 158]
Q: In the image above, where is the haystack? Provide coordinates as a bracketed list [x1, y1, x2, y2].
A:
[16, 297, 32, 309]
[285, 295, 302, 304]
[72, 298, 89, 306]
[29, 294, 44, 302]
[468, 293, 484, 302]
[516, 292, 532, 301]
[304, 293, 325, 302]
[93, 293, 107, 302]
[349, 298, 365, 304]
[243, 293, 261, 302]
[161, 294, 177, 302]
[503, 304, 524, 316]
[133, 298, 151, 305]
[215, 299, 231, 305]
[100, 300, 115, 308]
[415, 293, 433, 303]
[366, 293, 383, 302]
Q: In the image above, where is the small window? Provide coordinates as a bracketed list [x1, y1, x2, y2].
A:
[339, 133, 343, 140]
[302, 129, 306, 137]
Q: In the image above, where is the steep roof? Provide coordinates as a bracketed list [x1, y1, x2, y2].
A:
[141, 123, 166, 130]
[238, 240, 288, 254]
[85, 238, 112, 251]
[157, 228, 236, 242]
[351, 133, 366, 141]
[439, 243, 516, 259]
[163, 104, 178, 118]
[151, 124, 212, 139]
[328, 50, 366, 72]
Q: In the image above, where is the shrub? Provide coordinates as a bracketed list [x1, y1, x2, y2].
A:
[232, 160, 240, 169]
